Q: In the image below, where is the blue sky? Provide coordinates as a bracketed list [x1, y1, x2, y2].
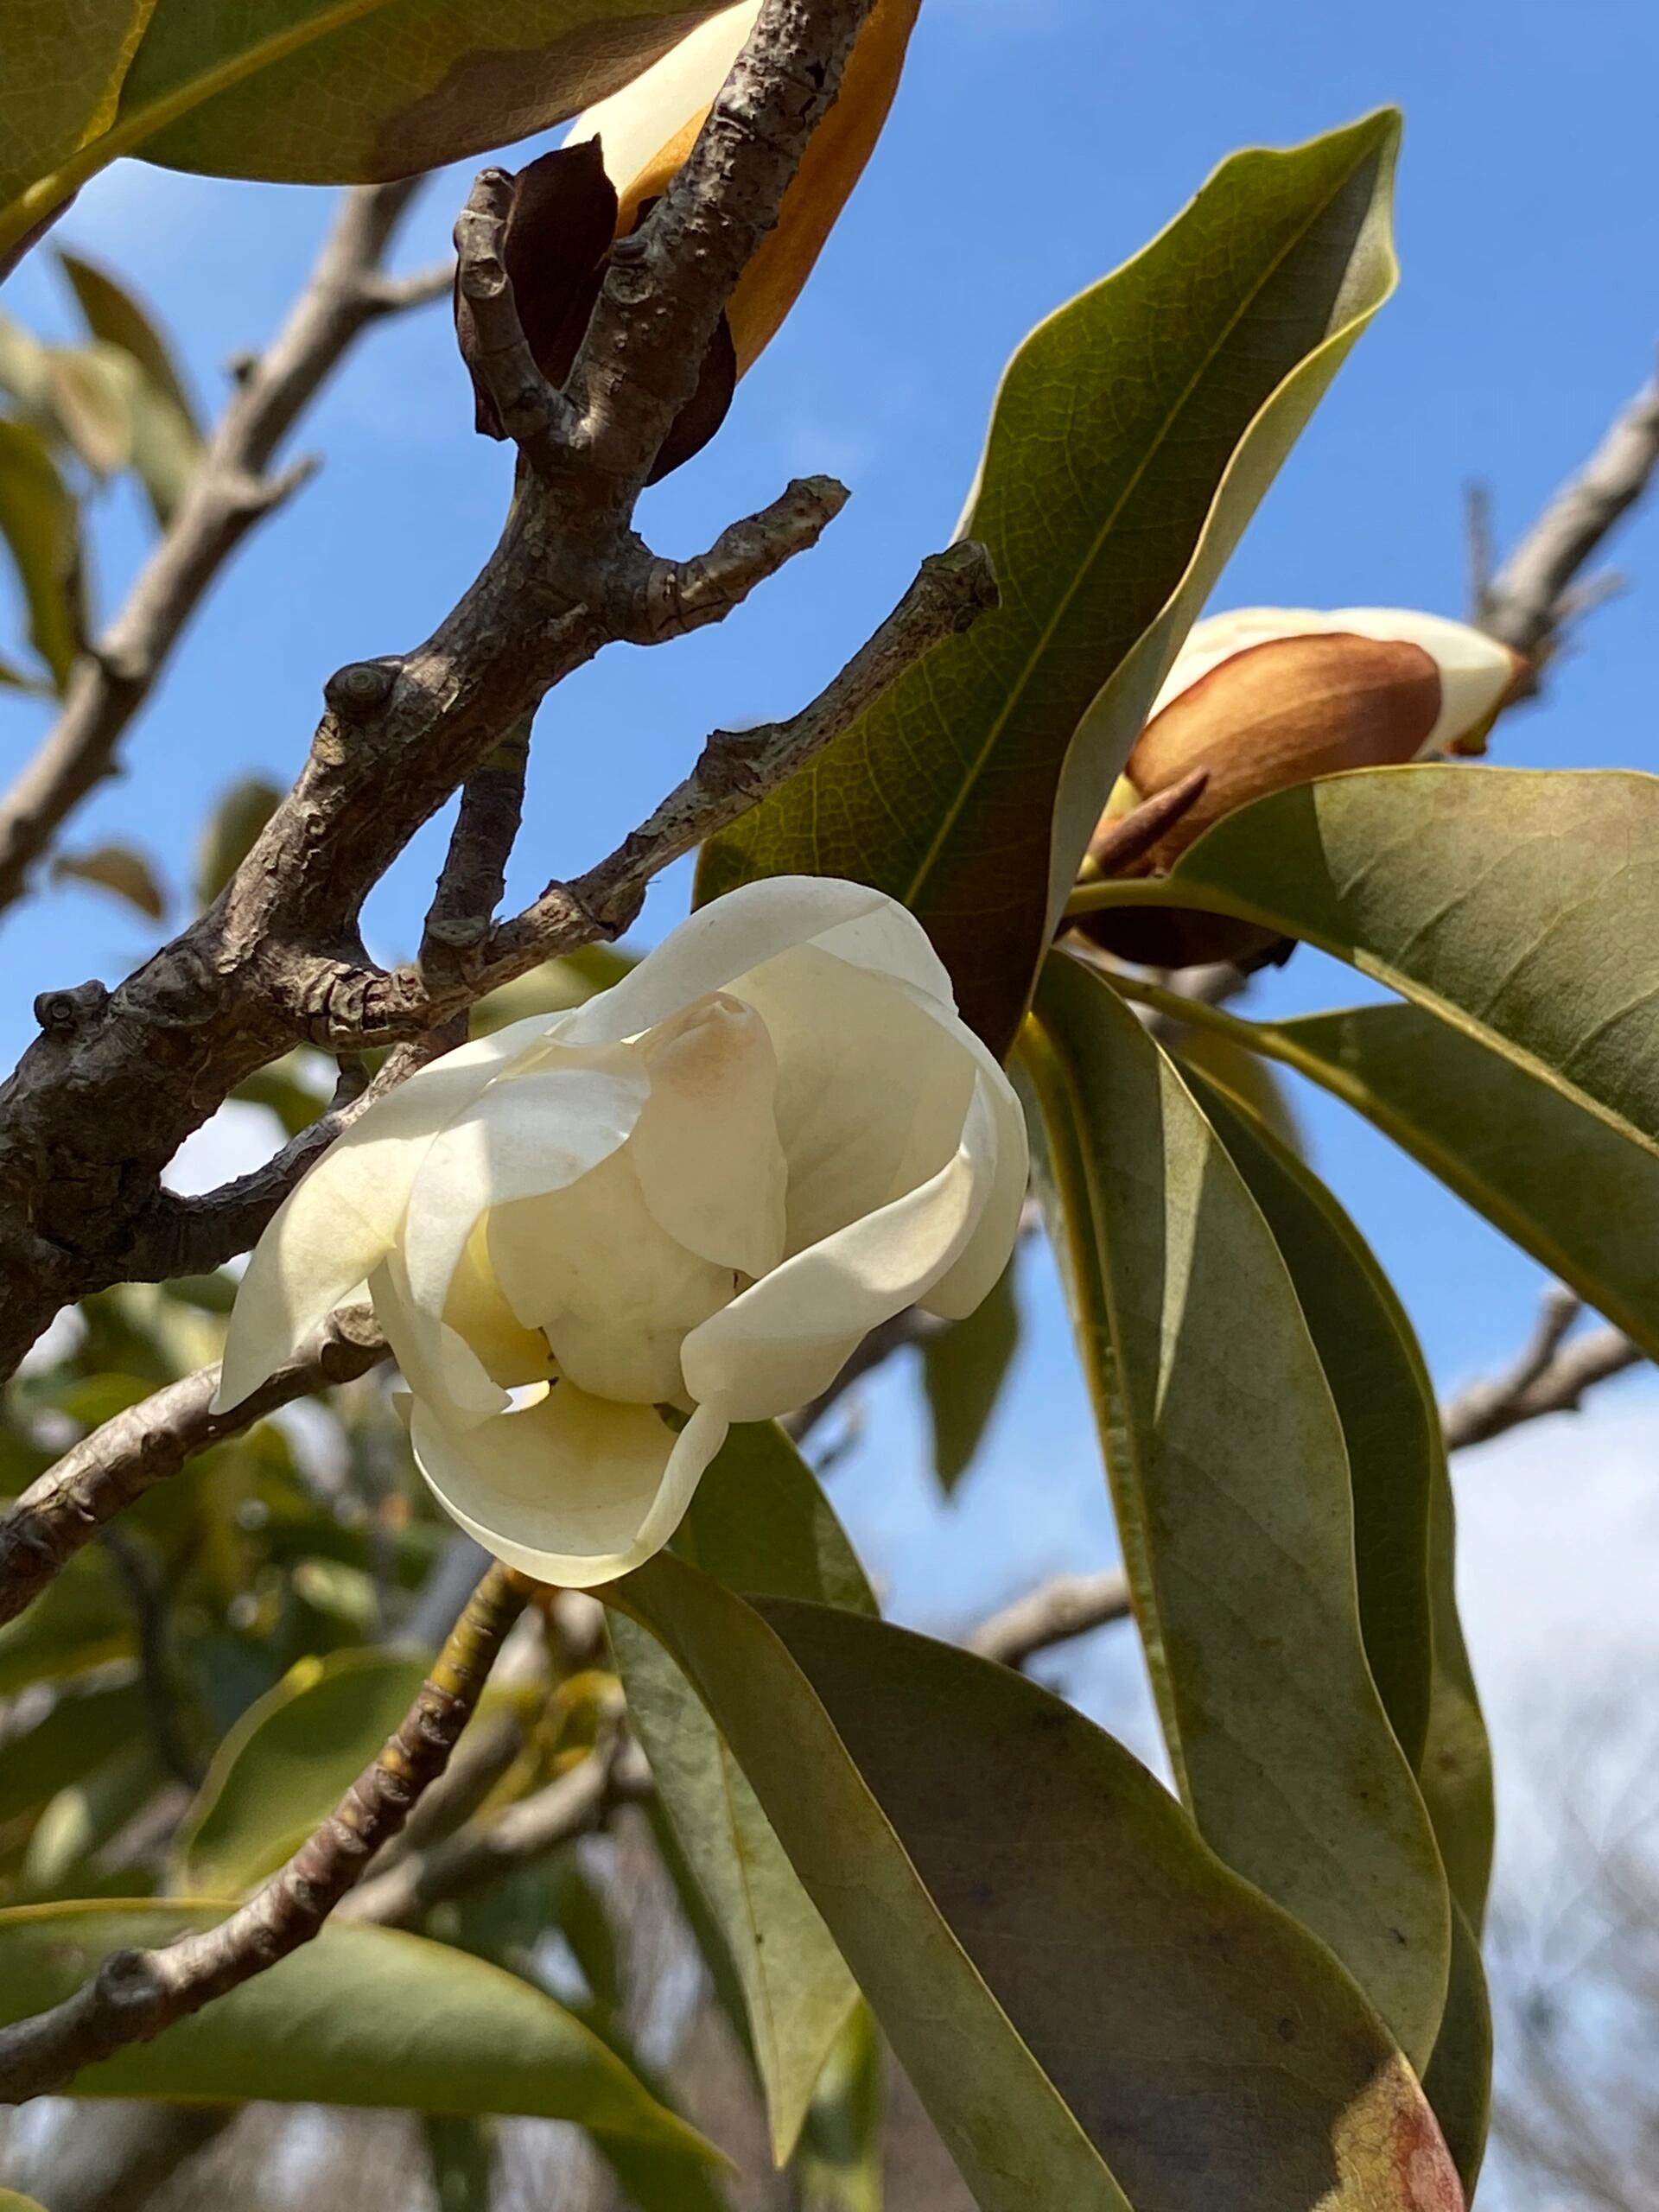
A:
[3, 0, 1658, 2163]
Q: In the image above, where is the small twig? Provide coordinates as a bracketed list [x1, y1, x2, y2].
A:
[0, 1304, 387, 1630]
[1443, 1292, 1643, 1452]
[1476, 363, 1659, 671]
[0, 179, 443, 916]
[784, 1306, 952, 1445]
[99, 1528, 205, 1789]
[967, 1569, 1135, 1669]
[0, 1564, 531, 2103]
[451, 171, 574, 468]
[418, 724, 532, 986]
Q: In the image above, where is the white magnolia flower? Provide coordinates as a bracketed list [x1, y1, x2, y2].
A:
[215, 879, 1027, 1588]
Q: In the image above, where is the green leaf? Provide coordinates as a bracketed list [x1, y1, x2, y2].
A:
[609, 1423, 870, 2165]
[22, 1739, 161, 1897]
[621, 1564, 1465, 2212]
[1080, 766, 1659, 1268]
[699, 112, 1400, 1055]
[796, 2003, 884, 2212]
[0, 416, 82, 688]
[1180, 1071, 1437, 1772]
[423, 2115, 497, 2212]
[173, 1646, 431, 1894]
[57, 248, 200, 430]
[0, 1553, 135, 1695]
[43, 342, 133, 474]
[1421, 1907, 1491, 2201]
[0, 3, 747, 264]
[921, 1254, 1020, 1495]
[0, 1680, 145, 1827]
[50, 840, 167, 918]
[0, 2189, 50, 2210]
[0, 1900, 716, 2147]
[1419, 1460, 1495, 1936]
[195, 777, 282, 908]
[1141, 982, 1659, 1369]
[1016, 950, 1450, 2069]
[1172, 1021, 1302, 1154]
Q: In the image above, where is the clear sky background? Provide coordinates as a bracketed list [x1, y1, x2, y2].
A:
[3, 0, 1657, 2191]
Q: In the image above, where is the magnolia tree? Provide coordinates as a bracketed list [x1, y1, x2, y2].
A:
[0, 3, 1656, 2209]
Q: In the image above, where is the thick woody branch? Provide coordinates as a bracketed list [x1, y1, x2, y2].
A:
[0, 0, 895, 1377]
[0, 1303, 387, 1629]
[1476, 365, 1659, 671]
[0, 180, 442, 916]
[418, 724, 532, 986]
[0, 1565, 530, 2104]
[968, 1570, 1135, 1669]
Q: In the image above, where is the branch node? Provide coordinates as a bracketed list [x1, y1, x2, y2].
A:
[323, 658, 401, 722]
[34, 980, 109, 1034]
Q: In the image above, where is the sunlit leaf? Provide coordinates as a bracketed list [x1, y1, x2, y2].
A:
[57, 247, 200, 430]
[0, 2, 756, 264]
[173, 1647, 431, 1894]
[1017, 950, 1450, 2068]
[921, 1254, 1019, 1496]
[0, 1900, 719, 2145]
[0, 416, 82, 688]
[1421, 1907, 1492, 2198]
[622, 1564, 1465, 2212]
[610, 1423, 868, 2164]
[50, 840, 167, 918]
[700, 113, 1400, 1055]
[43, 343, 133, 474]
[0, 1553, 135, 1695]
[796, 2002, 884, 2212]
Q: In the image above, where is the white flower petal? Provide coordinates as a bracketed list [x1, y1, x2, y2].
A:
[411, 1389, 728, 1587]
[566, 2, 761, 198]
[730, 946, 976, 1256]
[1153, 607, 1518, 753]
[556, 877, 938, 1048]
[681, 1086, 998, 1422]
[922, 1058, 1030, 1319]
[490, 1144, 734, 1405]
[213, 1022, 560, 1412]
[631, 993, 786, 1276]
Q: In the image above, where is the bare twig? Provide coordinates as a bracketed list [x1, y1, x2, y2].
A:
[0, 1303, 387, 1629]
[0, 1565, 530, 2103]
[1443, 1289, 1643, 1452]
[967, 1569, 1134, 1669]
[784, 1306, 952, 1445]
[1475, 364, 1659, 671]
[0, 180, 443, 915]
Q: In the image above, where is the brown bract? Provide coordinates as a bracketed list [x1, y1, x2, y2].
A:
[454, 141, 737, 483]
[1078, 631, 1444, 972]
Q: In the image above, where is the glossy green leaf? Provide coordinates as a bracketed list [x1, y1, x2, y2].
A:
[0, 1900, 715, 2146]
[921, 1254, 1019, 1495]
[700, 113, 1400, 1054]
[796, 2002, 884, 2212]
[0, 416, 81, 688]
[1081, 765, 1659, 1243]
[0, 1553, 135, 1694]
[50, 840, 167, 918]
[1419, 1461, 1495, 1936]
[1173, 1021, 1301, 1155]
[57, 249, 200, 430]
[609, 1423, 869, 2165]
[173, 1646, 431, 1894]
[623, 1564, 1465, 2212]
[1133, 981, 1659, 1368]
[1017, 950, 1450, 2069]
[1182, 1072, 1436, 1770]
[0, 1680, 144, 1827]
[0, 2, 745, 265]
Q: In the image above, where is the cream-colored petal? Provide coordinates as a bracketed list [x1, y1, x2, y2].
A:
[411, 1389, 728, 1587]
[556, 877, 936, 1048]
[921, 1058, 1029, 1319]
[681, 1087, 997, 1422]
[213, 1021, 559, 1413]
[630, 993, 786, 1275]
[730, 946, 976, 1256]
[566, 3, 760, 198]
[489, 1146, 736, 1405]
[1153, 606, 1519, 753]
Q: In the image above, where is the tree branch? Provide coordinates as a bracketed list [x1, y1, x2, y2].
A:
[1475, 362, 1659, 671]
[0, 1303, 387, 1630]
[966, 1569, 1134, 1669]
[0, 1564, 530, 2103]
[0, 0, 913, 1382]
[1441, 1289, 1643, 1452]
[0, 179, 443, 916]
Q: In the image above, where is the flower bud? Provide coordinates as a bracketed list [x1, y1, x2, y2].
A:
[1077, 607, 1526, 969]
[215, 880, 1026, 1589]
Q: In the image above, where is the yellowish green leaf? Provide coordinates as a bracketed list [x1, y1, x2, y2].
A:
[921, 1254, 1019, 1495]
[50, 840, 167, 918]
[0, 416, 82, 688]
